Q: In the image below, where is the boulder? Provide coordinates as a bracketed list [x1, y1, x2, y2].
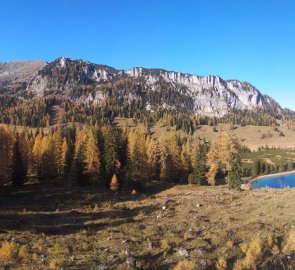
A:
[241, 183, 251, 191]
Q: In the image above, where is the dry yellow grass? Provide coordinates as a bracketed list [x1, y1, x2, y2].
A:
[148, 122, 295, 150]
[1, 182, 295, 269]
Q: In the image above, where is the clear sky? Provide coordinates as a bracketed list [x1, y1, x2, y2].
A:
[1, 0, 295, 109]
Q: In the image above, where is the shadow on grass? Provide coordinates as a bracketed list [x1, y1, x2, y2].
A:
[0, 179, 175, 235]
[0, 204, 159, 235]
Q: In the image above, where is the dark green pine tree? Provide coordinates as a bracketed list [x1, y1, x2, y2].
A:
[11, 133, 27, 187]
[228, 158, 243, 190]
[188, 144, 207, 185]
[70, 145, 87, 186]
[102, 128, 119, 182]
[252, 159, 261, 176]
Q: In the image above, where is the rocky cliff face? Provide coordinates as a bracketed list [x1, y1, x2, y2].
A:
[123, 67, 281, 116]
[0, 57, 283, 116]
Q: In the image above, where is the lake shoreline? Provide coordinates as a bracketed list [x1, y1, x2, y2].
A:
[244, 170, 295, 185]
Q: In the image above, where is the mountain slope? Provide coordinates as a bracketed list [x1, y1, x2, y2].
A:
[0, 60, 46, 93]
[0, 57, 287, 120]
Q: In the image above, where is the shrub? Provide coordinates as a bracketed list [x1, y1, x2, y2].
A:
[0, 241, 17, 261]
[110, 173, 119, 191]
[18, 244, 30, 262]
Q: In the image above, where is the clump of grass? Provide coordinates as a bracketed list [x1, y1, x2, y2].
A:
[81, 241, 91, 251]
[160, 239, 173, 252]
[18, 244, 30, 262]
[283, 228, 295, 253]
[0, 241, 17, 261]
[173, 260, 196, 270]
[32, 240, 43, 252]
[233, 234, 279, 270]
[48, 243, 67, 269]
[216, 256, 227, 270]
[226, 240, 234, 249]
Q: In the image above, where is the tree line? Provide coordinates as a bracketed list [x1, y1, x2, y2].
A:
[0, 124, 245, 191]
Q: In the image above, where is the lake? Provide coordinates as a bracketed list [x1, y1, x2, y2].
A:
[252, 173, 295, 189]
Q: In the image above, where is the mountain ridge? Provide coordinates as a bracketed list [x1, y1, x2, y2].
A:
[0, 57, 289, 118]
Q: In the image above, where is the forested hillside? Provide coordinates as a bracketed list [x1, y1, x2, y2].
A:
[1, 57, 295, 133]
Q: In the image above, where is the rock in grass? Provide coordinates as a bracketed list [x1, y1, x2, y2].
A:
[241, 184, 251, 191]
[125, 257, 136, 268]
[178, 247, 189, 257]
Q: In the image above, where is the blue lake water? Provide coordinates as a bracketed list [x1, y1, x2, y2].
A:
[252, 173, 295, 189]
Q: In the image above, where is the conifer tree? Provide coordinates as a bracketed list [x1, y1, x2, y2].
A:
[252, 159, 261, 176]
[11, 133, 27, 186]
[206, 141, 219, 186]
[60, 137, 68, 176]
[70, 127, 88, 186]
[32, 134, 43, 179]
[127, 128, 148, 187]
[70, 144, 87, 186]
[101, 127, 122, 184]
[206, 132, 241, 186]
[52, 130, 63, 176]
[0, 126, 13, 185]
[189, 143, 208, 185]
[84, 128, 100, 182]
[180, 143, 190, 182]
[228, 158, 243, 190]
[146, 136, 160, 181]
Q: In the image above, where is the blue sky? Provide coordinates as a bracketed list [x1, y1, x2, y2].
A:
[1, 0, 295, 109]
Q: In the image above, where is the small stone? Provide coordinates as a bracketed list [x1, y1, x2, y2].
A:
[196, 203, 202, 207]
[162, 206, 167, 210]
[241, 184, 251, 191]
[125, 257, 136, 268]
[97, 265, 108, 270]
[178, 247, 189, 257]
[195, 247, 203, 254]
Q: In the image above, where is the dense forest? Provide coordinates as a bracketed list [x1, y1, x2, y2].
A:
[1, 123, 294, 192]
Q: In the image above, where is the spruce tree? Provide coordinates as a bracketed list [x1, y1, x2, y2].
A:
[11, 133, 27, 187]
[228, 158, 243, 190]
[252, 159, 261, 176]
[189, 143, 207, 185]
